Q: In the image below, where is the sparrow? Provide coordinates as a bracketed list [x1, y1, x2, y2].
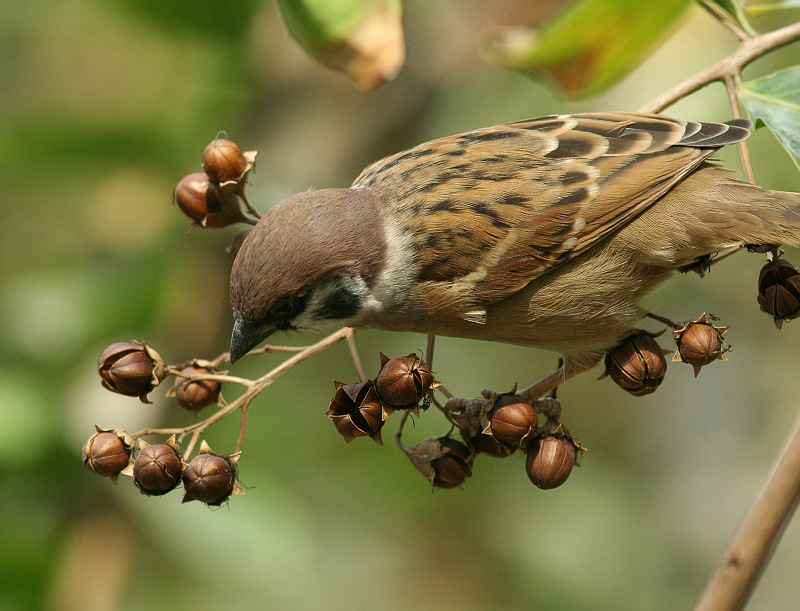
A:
[229, 112, 800, 393]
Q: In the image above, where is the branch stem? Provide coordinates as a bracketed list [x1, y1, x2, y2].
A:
[639, 20, 800, 114]
[695, 411, 800, 611]
[345, 328, 367, 382]
[130, 327, 350, 443]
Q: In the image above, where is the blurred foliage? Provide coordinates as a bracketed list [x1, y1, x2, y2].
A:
[710, 0, 758, 31]
[482, 0, 693, 98]
[747, 0, 800, 17]
[1, 1, 800, 610]
[276, 0, 405, 90]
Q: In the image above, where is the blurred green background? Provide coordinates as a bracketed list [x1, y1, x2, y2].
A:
[2, 1, 800, 610]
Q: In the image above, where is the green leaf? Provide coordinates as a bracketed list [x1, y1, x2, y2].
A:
[482, 0, 693, 99]
[738, 65, 800, 170]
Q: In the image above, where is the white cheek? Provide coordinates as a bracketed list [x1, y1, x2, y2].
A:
[369, 219, 417, 309]
[290, 310, 329, 330]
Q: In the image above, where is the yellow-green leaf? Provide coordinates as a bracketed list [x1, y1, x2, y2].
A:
[483, 0, 693, 99]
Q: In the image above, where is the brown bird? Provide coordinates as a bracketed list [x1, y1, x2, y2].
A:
[229, 112, 800, 393]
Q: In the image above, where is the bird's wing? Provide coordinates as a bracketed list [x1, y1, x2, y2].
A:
[353, 112, 751, 309]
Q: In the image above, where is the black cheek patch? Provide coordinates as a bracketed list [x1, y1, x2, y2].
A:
[318, 286, 362, 321]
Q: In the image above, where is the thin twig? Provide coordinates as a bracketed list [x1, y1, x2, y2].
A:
[394, 410, 411, 453]
[425, 333, 454, 404]
[639, 20, 800, 113]
[166, 368, 254, 387]
[235, 402, 249, 454]
[345, 328, 367, 382]
[436, 384, 454, 400]
[646, 312, 680, 329]
[694, 411, 800, 611]
[516, 365, 569, 402]
[130, 327, 350, 441]
[183, 430, 201, 458]
[252, 344, 307, 353]
[239, 193, 262, 219]
[723, 74, 757, 184]
[425, 334, 436, 369]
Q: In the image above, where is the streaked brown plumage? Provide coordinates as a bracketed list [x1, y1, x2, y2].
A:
[229, 112, 800, 391]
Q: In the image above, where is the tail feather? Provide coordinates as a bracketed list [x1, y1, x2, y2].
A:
[623, 165, 800, 264]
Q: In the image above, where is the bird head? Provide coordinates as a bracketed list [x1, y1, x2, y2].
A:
[229, 188, 387, 362]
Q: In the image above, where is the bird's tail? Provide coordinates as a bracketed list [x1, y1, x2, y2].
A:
[652, 166, 800, 256]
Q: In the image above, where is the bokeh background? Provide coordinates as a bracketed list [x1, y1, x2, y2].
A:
[3, 1, 800, 609]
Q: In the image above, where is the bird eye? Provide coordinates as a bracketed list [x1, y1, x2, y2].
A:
[269, 296, 297, 321]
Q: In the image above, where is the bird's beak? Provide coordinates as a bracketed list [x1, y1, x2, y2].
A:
[230, 315, 275, 363]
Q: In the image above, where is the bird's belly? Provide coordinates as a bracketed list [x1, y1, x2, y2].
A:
[360, 245, 676, 359]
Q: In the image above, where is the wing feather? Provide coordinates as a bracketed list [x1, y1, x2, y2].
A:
[353, 112, 751, 318]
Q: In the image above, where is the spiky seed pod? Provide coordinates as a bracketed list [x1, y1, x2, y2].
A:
[757, 257, 800, 328]
[326, 381, 391, 444]
[672, 314, 729, 376]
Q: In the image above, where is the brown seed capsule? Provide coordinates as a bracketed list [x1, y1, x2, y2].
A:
[132, 439, 183, 496]
[673, 314, 729, 377]
[469, 432, 517, 458]
[525, 430, 578, 490]
[604, 331, 667, 396]
[82, 427, 132, 481]
[432, 438, 474, 489]
[757, 258, 800, 328]
[203, 137, 247, 184]
[182, 442, 240, 506]
[227, 229, 251, 261]
[326, 381, 391, 444]
[374, 353, 437, 409]
[174, 172, 247, 228]
[98, 341, 167, 403]
[487, 394, 537, 446]
[404, 436, 474, 489]
[174, 172, 213, 223]
[172, 364, 221, 415]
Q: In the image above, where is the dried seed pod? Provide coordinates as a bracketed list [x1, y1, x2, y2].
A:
[469, 432, 517, 458]
[603, 331, 667, 396]
[174, 172, 213, 223]
[228, 229, 252, 261]
[131, 437, 183, 496]
[326, 381, 391, 444]
[672, 313, 729, 377]
[487, 393, 537, 446]
[757, 258, 800, 328]
[525, 424, 579, 490]
[82, 426, 133, 481]
[405, 436, 474, 489]
[203, 137, 247, 184]
[374, 353, 437, 409]
[98, 341, 167, 403]
[182, 441, 241, 506]
[171, 364, 221, 414]
[174, 172, 248, 228]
